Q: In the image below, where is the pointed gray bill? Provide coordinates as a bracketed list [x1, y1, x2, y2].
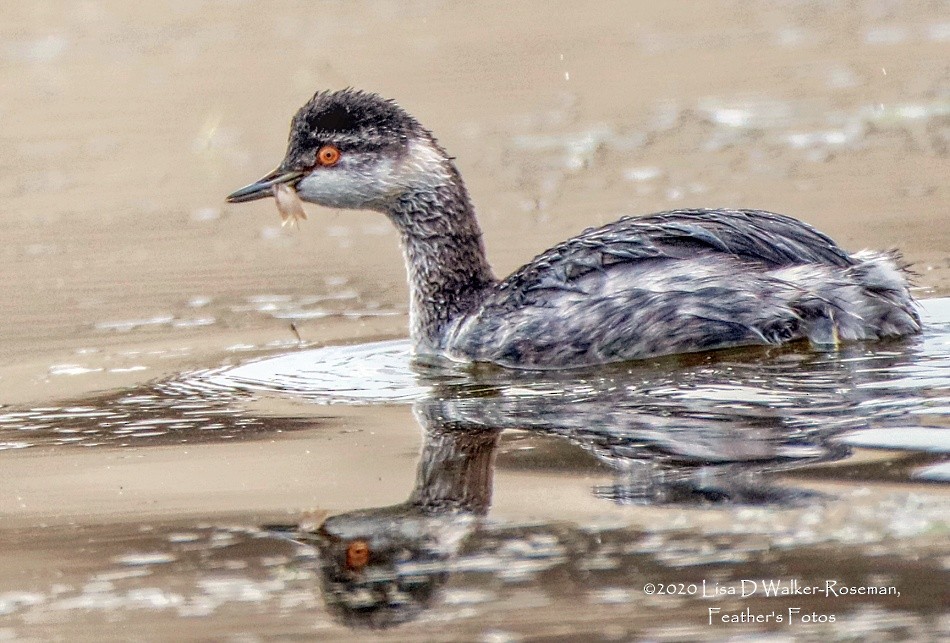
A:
[226, 169, 303, 203]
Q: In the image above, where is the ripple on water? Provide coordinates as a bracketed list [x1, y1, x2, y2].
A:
[0, 300, 946, 471]
[186, 297, 949, 404]
[197, 339, 423, 404]
[839, 427, 950, 453]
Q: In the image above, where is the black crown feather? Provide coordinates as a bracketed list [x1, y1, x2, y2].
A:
[281, 89, 424, 170]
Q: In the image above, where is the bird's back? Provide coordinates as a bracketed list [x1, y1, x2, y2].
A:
[444, 209, 918, 367]
[498, 209, 853, 301]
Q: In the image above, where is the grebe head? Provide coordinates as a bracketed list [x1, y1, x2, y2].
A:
[226, 89, 451, 211]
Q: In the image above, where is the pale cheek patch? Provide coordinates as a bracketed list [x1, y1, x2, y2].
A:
[294, 142, 450, 210]
[296, 170, 376, 208]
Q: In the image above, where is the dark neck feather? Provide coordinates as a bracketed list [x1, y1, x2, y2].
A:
[407, 425, 499, 514]
[387, 166, 496, 351]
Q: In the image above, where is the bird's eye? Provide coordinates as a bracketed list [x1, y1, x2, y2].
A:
[317, 145, 341, 167]
[345, 539, 370, 570]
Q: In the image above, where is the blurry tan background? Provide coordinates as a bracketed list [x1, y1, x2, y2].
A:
[1, 1, 947, 403]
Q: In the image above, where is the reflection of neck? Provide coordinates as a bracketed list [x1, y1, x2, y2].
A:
[408, 427, 499, 515]
[386, 166, 496, 352]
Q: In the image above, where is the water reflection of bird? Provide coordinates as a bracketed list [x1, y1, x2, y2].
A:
[304, 424, 498, 629]
[294, 397, 828, 629]
[228, 89, 920, 368]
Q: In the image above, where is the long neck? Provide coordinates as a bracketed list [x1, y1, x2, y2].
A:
[387, 165, 496, 352]
[407, 425, 499, 515]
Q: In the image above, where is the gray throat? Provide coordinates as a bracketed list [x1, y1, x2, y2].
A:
[386, 168, 496, 352]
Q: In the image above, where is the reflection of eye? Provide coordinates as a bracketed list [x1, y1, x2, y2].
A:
[345, 539, 370, 570]
[317, 145, 341, 167]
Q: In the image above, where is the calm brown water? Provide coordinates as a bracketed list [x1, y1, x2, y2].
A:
[1, 2, 948, 640]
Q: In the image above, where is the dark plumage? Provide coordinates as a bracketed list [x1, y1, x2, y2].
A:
[227, 89, 921, 368]
[281, 89, 424, 171]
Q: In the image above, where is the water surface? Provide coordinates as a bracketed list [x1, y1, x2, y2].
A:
[0, 299, 947, 639]
[1, 1, 948, 640]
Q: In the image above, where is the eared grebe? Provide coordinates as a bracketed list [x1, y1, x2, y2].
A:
[227, 89, 920, 368]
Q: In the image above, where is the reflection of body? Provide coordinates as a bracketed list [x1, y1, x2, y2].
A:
[229, 89, 920, 368]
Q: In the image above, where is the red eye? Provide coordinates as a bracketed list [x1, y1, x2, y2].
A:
[317, 145, 341, 167]
[345, 539, 370, 570]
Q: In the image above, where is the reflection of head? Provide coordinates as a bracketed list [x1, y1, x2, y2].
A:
[307, 424, 500, 629]
[312, 510, 475, 628]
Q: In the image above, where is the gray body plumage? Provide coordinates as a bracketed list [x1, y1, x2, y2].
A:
[444, 209, 920, 367]
[227, 89, 921, 368]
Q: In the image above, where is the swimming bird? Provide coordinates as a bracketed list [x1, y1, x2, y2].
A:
[227, 89, 920, 368]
